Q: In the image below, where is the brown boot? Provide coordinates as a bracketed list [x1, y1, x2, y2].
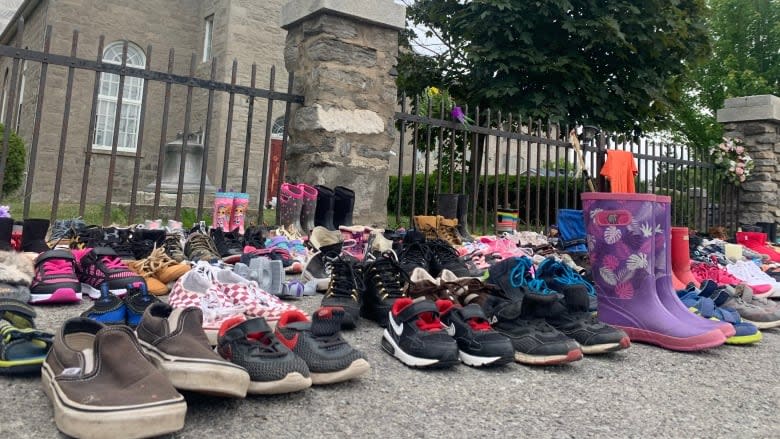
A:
[437, 216, 463, 246]
[413, 215, 439, 241]
[136, 302, 250, 397]
[42, 318, 186, 439]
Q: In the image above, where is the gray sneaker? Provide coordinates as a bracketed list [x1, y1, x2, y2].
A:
[722, 285, 780, 329]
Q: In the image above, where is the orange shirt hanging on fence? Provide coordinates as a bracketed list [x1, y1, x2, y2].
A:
[600, 149, 638, 193]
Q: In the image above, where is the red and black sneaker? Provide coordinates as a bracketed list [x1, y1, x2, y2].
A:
[72, 247, 145, 299]
[436, 300, 514, 367]
[29, 249, 82, 304]
[381, 297, 459, 368]
[274, 307, 370, 385]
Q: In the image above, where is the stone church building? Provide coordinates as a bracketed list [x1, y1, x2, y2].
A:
[0, 0, 289, 206]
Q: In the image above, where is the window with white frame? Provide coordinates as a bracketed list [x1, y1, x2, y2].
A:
[94, 42, 145, 151]
[203, 15, 214, 62]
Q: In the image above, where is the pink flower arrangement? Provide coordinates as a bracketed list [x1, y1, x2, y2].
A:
[710, 137, 753, 185]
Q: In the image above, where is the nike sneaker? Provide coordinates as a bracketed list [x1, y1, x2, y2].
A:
[381, 297, 459, 368]
[274, 307, 370, 385]
[437, 300, 514, 367]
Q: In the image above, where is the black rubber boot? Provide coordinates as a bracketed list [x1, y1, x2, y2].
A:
[21, 218, 50, 253]
[437, 193, 459, 220]
[0, 217, 12, 251]
[314, 185, 336, 230]
[756, 222, 777, 243]
[456, 194, 474, 242]
[333, 186, 355, 228]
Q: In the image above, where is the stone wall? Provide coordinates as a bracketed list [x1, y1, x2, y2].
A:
[717, 95, 780, 225]
[282, 1, 404, 226]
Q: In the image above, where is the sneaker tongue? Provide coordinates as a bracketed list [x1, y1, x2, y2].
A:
[311, 307, 345, 336]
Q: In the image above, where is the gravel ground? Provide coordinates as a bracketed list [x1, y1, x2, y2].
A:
[1, 295, 779, 439]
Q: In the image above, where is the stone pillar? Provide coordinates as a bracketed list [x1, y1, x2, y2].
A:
[281, 0, 405, 226]
[717, 95, 780, 225]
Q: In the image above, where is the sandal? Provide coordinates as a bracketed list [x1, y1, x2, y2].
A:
[0, 299, 54, 374]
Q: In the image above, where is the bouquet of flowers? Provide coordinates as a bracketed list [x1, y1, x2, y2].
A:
[710, 137, 753, 185]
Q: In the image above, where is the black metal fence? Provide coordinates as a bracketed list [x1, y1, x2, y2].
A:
[392, 95, 738, 234]
[0, 18, 301, 226]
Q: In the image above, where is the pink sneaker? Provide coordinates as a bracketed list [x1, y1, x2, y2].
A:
[72, 247, 145, 299]
[29, 249, 82, 304]
[691, 262, 773, 297]
[340, 226, 366, 261]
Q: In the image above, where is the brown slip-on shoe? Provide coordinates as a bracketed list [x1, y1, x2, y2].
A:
[136, 302, 250, 397]
[41, 318, 186, 439]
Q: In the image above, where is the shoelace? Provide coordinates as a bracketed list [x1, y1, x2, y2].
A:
[401, 242, 429, 266]
[326, 257, 360, 300]
[509, 257, 556, 295]
[428, 240, 459, 264]
[100, 255, 127, 271]
[188, 234, 219, 256]
[201, 290, 246, 326]
[553, 262, 596, 297]
[40, 259, 74, 277]
[368, 252, 409, 299]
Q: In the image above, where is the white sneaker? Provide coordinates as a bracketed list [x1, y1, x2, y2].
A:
[727, 261, 780, 297]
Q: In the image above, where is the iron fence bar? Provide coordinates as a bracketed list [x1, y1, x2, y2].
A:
[470, 106, 479, 233]
[562, 124, 569, 209]
[0, 17, 23, 199]
[436, 99, 444, 197]
[534, 120, 542, 229]
[275, 71, 295, 226]
[151, 49, 175, 219]
[395, 94, 406, 226]
[78, 36, 105, 217]
[0, 45, 304, 103]
[258, 65, 276, 225]
[544, 120, 551, 230]
[22, 25, 51, 219]
[493, 111, 501, 224]
[128, 45, 153, 224]
[514, 120, 521, 221]
[423, 96, 432, 215]
[482, 109, 490, 234]
[221, 59, 238, 191]
[50, 30, 79, 223]
[240, 63, 257, 193]
[524, 117, 532, 229]
[447, 116, 454, 192]
[101, 41, 129, 225]
[173, 53, 197, 221]
[503, 113, 512, 208]
[410, 96, 420, 220]
[553, 123, 560, 218]
[460, 104, 468, 196]
[198, 58, 218, 222]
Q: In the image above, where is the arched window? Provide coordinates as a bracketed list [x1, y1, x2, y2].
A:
[94, 41, 145, 151]
[271, 116, 285, 138]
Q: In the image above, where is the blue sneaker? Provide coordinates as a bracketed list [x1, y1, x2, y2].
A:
[80, 283, 126, 326]
[536, 257, 597, 311]
[124, 282, 160, 328]
[676, 290, 761, 345]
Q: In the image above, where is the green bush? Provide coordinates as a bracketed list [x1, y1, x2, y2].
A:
[388, 172, 589, 229]
[0, 124, 26, 196]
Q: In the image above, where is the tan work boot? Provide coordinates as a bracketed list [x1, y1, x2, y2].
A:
[437, 216, 463, 246]
[413, 215, 439, 241]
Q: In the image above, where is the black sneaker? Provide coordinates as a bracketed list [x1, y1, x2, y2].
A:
[210, 228, 243, 260]
[481, 293, 583, 366]
[399, 232, 430, 275]
[274, 307, 370, 385]
[130, 229, 165, 260]
[381, 297, 459, 368]
[218, 316, 312, 394]
[426, 239, 470, 277]
[320, 254, 361, 329]
[437, 300, 514, 367]
[543, 285, 630, 355]
[536, 257, 597, 312]
[242, 226, 266, 249]
[301, 242, 343, 293]
[361, 251, 410, 327]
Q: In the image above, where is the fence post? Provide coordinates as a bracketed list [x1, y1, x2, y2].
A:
[717, 95, 780, 229]
[280, 0, 405, 226]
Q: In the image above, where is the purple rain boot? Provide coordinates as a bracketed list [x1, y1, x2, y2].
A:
[653, 195, 735, 338]
[582, 192, 725, 351]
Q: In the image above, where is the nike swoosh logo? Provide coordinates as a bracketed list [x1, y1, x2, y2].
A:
[445, 323, 456, 337]
[389, 314, 404, 336]
[275, 330, 299, 350]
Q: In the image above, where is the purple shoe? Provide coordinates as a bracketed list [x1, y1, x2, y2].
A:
[582, 192, 725, 352]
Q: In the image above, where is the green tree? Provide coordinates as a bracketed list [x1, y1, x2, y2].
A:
[399, 0, 710, 132]
[671, 0, 780, 152]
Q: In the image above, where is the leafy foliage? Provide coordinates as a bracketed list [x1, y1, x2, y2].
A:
[0, 124, 26, 196]
[399, 0, 710, 132]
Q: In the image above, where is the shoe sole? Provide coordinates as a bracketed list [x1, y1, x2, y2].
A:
[81, 283, 127, 299]
[0, 356, 45, 374]
[580, 337, 631, 355]
[741, 318, 780, 329]
[513, 348, 583, 366]
[138, 339, 250, 397]
[725, 331, 763, 345]
[248, 372, 313, 394]
[459, 350, 514, 367]
[29, 288, 82, 304]
[381, 330, 459, 368]
[615, 326, 725, 351]
[41, 363, 186, 439]
[310, 359, 371, 385]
